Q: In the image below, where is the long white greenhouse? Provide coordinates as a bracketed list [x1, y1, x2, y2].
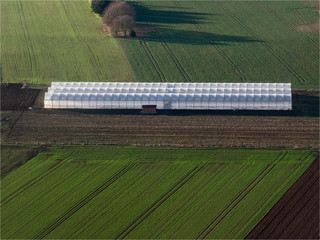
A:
[44, 82, 292, 110]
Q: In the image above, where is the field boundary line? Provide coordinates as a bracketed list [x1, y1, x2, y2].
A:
[173, 0, 248, 82]
[34, 163, 135, 239]
[116, 163, 207, 239]
[257, 1, 318, 48]
[217, 2, 306, 83]
[196, 151, 287, 239]
[139, 38, 167, 82]
[151, 22, 192, 82]
[1, 157, 70, 206]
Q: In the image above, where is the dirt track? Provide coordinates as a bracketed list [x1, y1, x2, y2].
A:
[1, 109, 318, 148]
[246, 156, 319, 239]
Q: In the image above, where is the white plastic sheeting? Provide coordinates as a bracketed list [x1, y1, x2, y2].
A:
[44, 82, 292, 110]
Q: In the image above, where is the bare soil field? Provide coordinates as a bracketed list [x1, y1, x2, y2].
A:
[246, 156, 319, 239]
[1, 108, 318, 148]
[1, 83, 40, 110]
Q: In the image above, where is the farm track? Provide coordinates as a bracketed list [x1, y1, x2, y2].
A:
[58, 1, 104, 80]
[116, 163, 206, 239]
[151, 22, 192, 82]
[173, 1, 248, 83]
[139, 38, 167, 82]
[217, 2, 307, 83]
[293, 8, 318, 33]
[16, 0, 36, 76]
[1, 157, 69, 206]
[34, 163, 135, 239]
[246, 156, 319, 239]
[197, 151, 287, 239]
[257, 1, 318, 48]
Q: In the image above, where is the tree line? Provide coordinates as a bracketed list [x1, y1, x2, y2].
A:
[91, 0, 136, 37]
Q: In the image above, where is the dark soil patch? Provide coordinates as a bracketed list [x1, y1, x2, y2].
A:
[1, 83, 40, 110]
[246, 156, 319, 239]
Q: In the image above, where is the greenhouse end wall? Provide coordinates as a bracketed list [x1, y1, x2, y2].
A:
[44, 82, 292, 111]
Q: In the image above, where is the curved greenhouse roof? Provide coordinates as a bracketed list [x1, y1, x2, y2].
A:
[44, 82, 292, 110]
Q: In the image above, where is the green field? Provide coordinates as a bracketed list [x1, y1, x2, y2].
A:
[1, 0, 136, 84]
[120, 1, 319, 89]
[1, 1, 318, 89]
[1, 146, 316, 239]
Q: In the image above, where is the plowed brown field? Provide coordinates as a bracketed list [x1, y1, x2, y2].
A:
[246, 156, 319, 239]
[1, 109, 318, 148]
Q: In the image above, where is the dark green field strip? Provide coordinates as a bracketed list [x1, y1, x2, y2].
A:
[173, 0, 248, 83]
[257, 1, 318, 48]
[34, 163, 135, 239]
[217, 2, 306, 84]
[116, 163, 207, 239]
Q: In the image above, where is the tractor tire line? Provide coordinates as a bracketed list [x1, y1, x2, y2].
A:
[151, 22, 192, 82]
[257, 1, 318, 47]
[196, 151, 287, 239]
[139, 38, 167, 82]
[115, 163, 207, 239]
[173, 0, 248, 82]
[217, 2, 306, 83]
[34, 163, 135, 239]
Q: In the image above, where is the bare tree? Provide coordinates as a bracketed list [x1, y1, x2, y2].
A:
[111, 15, 135, 37]
[102, 1, 136, 37]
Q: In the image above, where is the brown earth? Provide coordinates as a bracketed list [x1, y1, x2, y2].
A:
[1, 83, 40, 110]
[1, 109, 318, 148]
[246, 156, 319, 239]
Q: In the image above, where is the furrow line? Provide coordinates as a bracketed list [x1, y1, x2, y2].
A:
[139, 38, 167, 82]
[196, 151, 287, 239]
[293, 8, 318, 32]
[151, 22, 192, 82]
[1, 158, 69, 206]
[116, 163, 207, 239]
[34, 163, 135, 239]
[257, 1, 318, 47]
[217, 1, 306, 83]
[173, 0, 248, 82]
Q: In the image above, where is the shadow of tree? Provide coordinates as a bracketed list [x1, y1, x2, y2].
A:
[129, 2, 261, 46]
